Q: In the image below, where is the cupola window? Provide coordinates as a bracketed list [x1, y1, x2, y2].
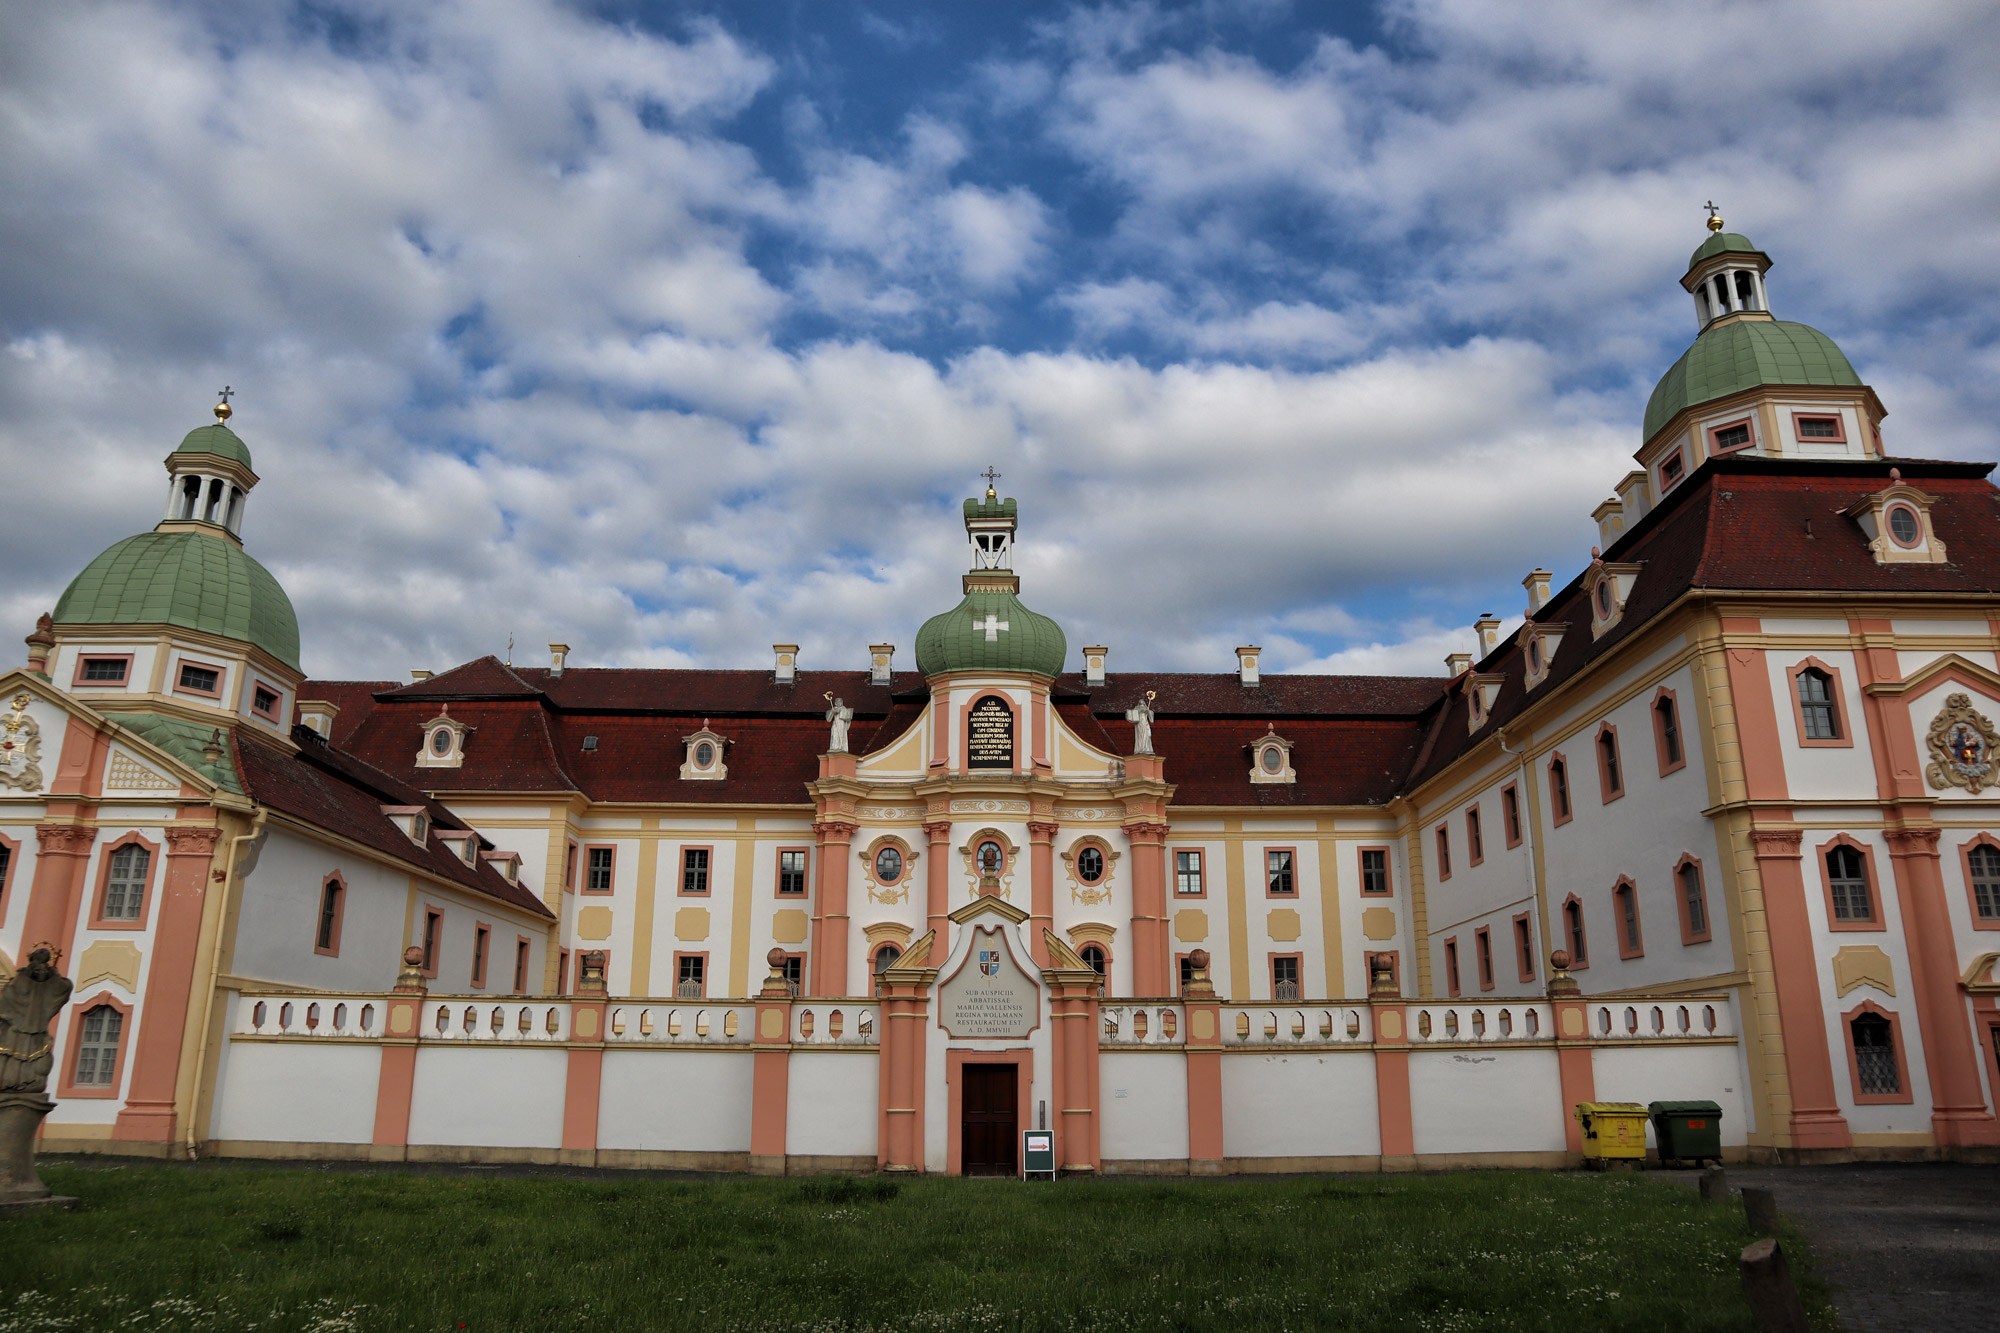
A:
[178, 663, 220, 695]
[1711, 421, 1752, 453]
[1798, 416, 1841, 440]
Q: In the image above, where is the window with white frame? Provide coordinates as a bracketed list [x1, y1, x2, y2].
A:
[103, 844, 149, 920]
[73, 1005, 123, 1086]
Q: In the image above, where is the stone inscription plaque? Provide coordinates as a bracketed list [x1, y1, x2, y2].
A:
[967, 696, 1014, 769]
[938, 926, 1039, 1038]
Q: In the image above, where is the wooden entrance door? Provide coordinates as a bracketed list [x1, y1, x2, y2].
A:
[961, 1063, 1018, 1176]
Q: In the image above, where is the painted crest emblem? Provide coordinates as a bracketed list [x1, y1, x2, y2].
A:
[979, 949, 1000, 977]
[0, 693, 44, 793]
[1926, 692, 1998, 794]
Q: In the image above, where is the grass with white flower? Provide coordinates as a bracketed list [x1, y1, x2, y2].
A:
[1, 1162, 1834, 1332]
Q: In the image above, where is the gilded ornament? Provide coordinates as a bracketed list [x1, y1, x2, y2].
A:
[1925, 693, 1998, 794]
[0, 696, 43, 793]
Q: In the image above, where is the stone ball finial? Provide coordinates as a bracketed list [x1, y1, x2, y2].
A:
[1550, 948, 1571, 972]
[1188, 949, 1210, 970]
[767, 947, 788, 968]
[403, 946, 424, 966]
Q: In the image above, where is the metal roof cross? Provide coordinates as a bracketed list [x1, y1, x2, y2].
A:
[981, 465, 1001, 493]
[216, 385, 234, 405]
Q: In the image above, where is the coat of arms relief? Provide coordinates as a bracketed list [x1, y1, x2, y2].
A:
[0, 694, 43, 793]
[1925, 693, 1998, 794]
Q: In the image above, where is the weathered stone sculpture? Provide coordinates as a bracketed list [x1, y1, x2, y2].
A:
[0, 947, 77, 1210]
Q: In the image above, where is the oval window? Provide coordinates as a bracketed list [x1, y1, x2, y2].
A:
[429, 728, 453, 757]
[977, 841, 1004, 875]
[1595, 581, 1613, 617]
[1887, 505, 1920, 546]
[694, 740, 715, 767]
[1528, 639, 1542, 672]
[1260, 745, 1283, 774]
[1077, 846, 1104, 883]
[875, 846, 903, 882]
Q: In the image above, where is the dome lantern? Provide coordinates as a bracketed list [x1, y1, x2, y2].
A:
[160, 390, 259, 543]
[1681, 205, 1773, 331]
[913, 474, 1067, 679]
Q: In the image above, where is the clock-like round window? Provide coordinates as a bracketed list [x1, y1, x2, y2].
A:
[976, 840, 1004, 876]
[1077, 846, 1105, 884]
[1260, 745, 1283, 774]
[694, 740, 715, 767]
[1887, 504, 1920, 547]
[429, 728, 453, 757]
[874, 846, 903, 882]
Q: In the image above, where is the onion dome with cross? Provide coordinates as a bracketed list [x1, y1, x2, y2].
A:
[913, 470, 1067, 678]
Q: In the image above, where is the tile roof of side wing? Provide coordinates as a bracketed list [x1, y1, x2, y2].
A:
[231, 726, 554, 918]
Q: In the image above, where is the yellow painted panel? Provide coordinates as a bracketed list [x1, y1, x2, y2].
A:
[675, 907, 712, 942]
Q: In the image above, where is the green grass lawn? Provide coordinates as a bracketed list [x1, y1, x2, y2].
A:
[1, 1161, 1834, 1333]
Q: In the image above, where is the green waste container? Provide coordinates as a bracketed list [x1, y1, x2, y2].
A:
[1648, 1100, 1723, 1165]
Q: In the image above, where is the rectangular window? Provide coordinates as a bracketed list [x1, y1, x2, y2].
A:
[1445, 939, 1461, 997]
[1968, 844, 2000, 921]
[1270, 955, 1301, 1001]
[1174, 850, 1205, 896]
[564, 842, 577, 890]
[1597, 726, 1623, 800]
[1434, 825, 1451, 880]
[1475, 928, 1494, 990]
[1513, 914, 1535, 982]
[1616, 883, 1644, 959]
[777, 848, 808, 896]
[252, 683, 281, 720]
[1796, 667, 1841, 741]
[682, 847, 711, 895]
[1177, 954, 1197, 995]
[676, 953, 707, 999]
[102, 843, 150, 922]
[1679, 861, 1711, 943]
[1826, 845, 1874, 923]
[1655, 692, 1685, 773]
[1466, 808, 1484, 864]
[1851, 1012, 1901, 1097]
[585, 845, 615, 893]
[1501, 784, 1522, 847]
[73, 1005, 124, 1087]
[471, 924, 491, 989]
[76, 656, 131, 684]
[422, 909, 443, 978]
[1659, 451, 1685, 487]
[176, 661, 221, 696]
[1794, 413, 1845, 442]
[314, 877, 343, 955]
[513, 939, 531, 993]
[556, 948, 570, 996]
[1265, 849, 1295, 896]
[1550, 756, 1572, 823]
[1564, 899, 1589, 967]
[0, 843, 11, 914]
[1359, 848, 1390, 896]
[1709, 419, 1753, 453]
[780, 953, 803, 997]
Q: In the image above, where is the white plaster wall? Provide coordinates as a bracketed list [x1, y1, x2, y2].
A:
[1221, 1051, 1381, 1159]
[461, 823, 553, 899]
[786, 1052, 879, 1158]
[1334, 835, 1406, 1000]
[212, 1041, 381, 1144]
[52, 641, 161, 699]
[1422, 765, 1537, 999]
[1099, 1052, 1189, 1160]
[1239, 831, 1324, 1001]
[1766, 649, 1879, 799]
[572, 834, 639, 993]
[1589, 1045, 1749, 1147]
[1409, 1049, 1566, 1154]
[1818, 990, 1935, 1134]
[650, 835, 739, 997]
[1165, 836, 1225, 999]
[598, 1049, 753, 1152]
[407, 1047, 566, 1148]
[233, 827, 411, 989]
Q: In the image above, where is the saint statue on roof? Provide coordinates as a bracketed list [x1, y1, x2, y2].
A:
[1125, 693, 1155, 755]
[825, 696, 854, 754]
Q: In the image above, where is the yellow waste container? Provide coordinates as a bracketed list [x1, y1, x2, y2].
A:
[1574, 1102, 1650, 1163]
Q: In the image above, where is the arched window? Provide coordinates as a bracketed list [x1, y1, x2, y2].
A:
[1655, 694, 1682, 769]
[73, 1004, 124, 1087]
[1679, 861, 1709, 941]
[1796, 668, 1840, 740]
[1549, 755, 1572, 822]
[1079, 944, 1106, 995]
[1597, 726, 1623, 800]
[1564, 899, 1588, 966]
[1615, 881, 1643, 958]
[1851, 1011, 1898, 1096]
[1969, 844, 2000, 921]
[1826, 845, 1872, 922]
[103, 844, 150, 921]
[872, 944, 901, 995]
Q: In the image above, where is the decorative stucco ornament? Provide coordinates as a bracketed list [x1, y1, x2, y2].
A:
[0, 694, 43, 793]
[1925, 693, 1998, 794]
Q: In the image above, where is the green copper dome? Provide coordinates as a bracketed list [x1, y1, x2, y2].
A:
[1643, 319, 1862, 443]
[1688, 231, 1761, 269]
[915, 588, 1067, 678]
[172, 423, 254, 469]
[54, 530, 300, 670]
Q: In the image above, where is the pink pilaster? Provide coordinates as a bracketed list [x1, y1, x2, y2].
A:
[113, 822, 220, 1142]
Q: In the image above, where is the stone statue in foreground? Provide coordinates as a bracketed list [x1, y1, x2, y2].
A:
[1, 947, 77, 1209]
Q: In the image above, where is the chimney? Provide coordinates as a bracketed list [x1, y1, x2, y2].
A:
[1235, 645, 1261, 687]
[297, 700, 341, 737]
[773, 644, 798, 685]
[1083, 645, 1108, 688]
[410, 669, 433, 682]
[869, 643, 894, 686]
[1616, 471, 1651, 521]
[1474, 614, 1502, 659]
[1522, 569, 1554, 615]
[1591, 496, 1626, 551]
[1444, 651, 1472, 676]
[548, 642, 570, 677]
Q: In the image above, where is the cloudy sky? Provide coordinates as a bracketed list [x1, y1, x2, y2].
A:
[5, 1, 1998, 682]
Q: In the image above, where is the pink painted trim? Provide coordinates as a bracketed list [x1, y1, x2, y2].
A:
[1789, 410, 1846, 445]
[249, 678, 284, 722]
[863, 834, 918, 893]
[1373, 1044, 1414, 1160]
[1840, 999, 1915, 1105]
[582, 842, 618, 894]
[675, 844, 712, 897]
[1512, 911, 1535, 982]
[774, 845, 811, 897]
[1128, 826, 1169, 996]
[513, 936, 532, 993]
[1721, 624, 1791, 801]
[1185, 1041, 1224, 1164]
[421, 906, 443, 978]
[70, 654, 134, 688]
[1466, 808, 1484, 866]
[1547, 753, 1573, 826]
[1750, 828, 1853, 1148]
[1706, 414, 1756, 457]
[1561, 894, 1590, 969]
[1657, 447, 1687, 491]
[671, 949, 710, 998]
[470, 921, 492, 989]
[1613, 876, 1645, 959]
[1474, 927, 1494, 990]
[371, 1043, 416, 1146]
[1652, 686, 1687, 776]
[944, 1046, 1034, 1176]
[1263, 845, 1299, 897]
[1884, 501, 1924, 550]
[171, 656, 226, 699]
[1595, 722, 1624, 804]
[1787, 657, 1854, 749]
[1816, 833, 1885, 932]
[313, 872, 346, 957]
[1956, 834, 2000, 931]
[89, 831, 161, 931]
[1500, 783, 1523, 848]
[1357, 844, 1392, 897]
[58, 989, 134, 1099]
[1673, 854, 1713, 945]
[1171, 847, 1206, 897]
[561, 1029, 604, 1152]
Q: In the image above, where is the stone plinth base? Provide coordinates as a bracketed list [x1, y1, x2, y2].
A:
[0, 1094, 59, 1209]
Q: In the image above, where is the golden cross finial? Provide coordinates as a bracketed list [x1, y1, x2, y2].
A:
[981, 465, 1001, 499]
[1704, 201, 1724, 233]
[214, 385, 234, 422]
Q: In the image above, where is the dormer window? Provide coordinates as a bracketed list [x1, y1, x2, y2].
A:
[1844, 472, 1948, 566]
[416, 707, 470, 769]
[1465, 674, 1504, 733]
[382, 805, 430, 846]
[1587, 562, 1642, 639]
[438, 830, 480, 866]
[1522, 624, 1567, 691]
[1249, 728, 1295, 784]
[680, 722, 730, 781]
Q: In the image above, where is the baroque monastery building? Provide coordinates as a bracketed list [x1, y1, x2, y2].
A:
[5, 221, 2000, 1173]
